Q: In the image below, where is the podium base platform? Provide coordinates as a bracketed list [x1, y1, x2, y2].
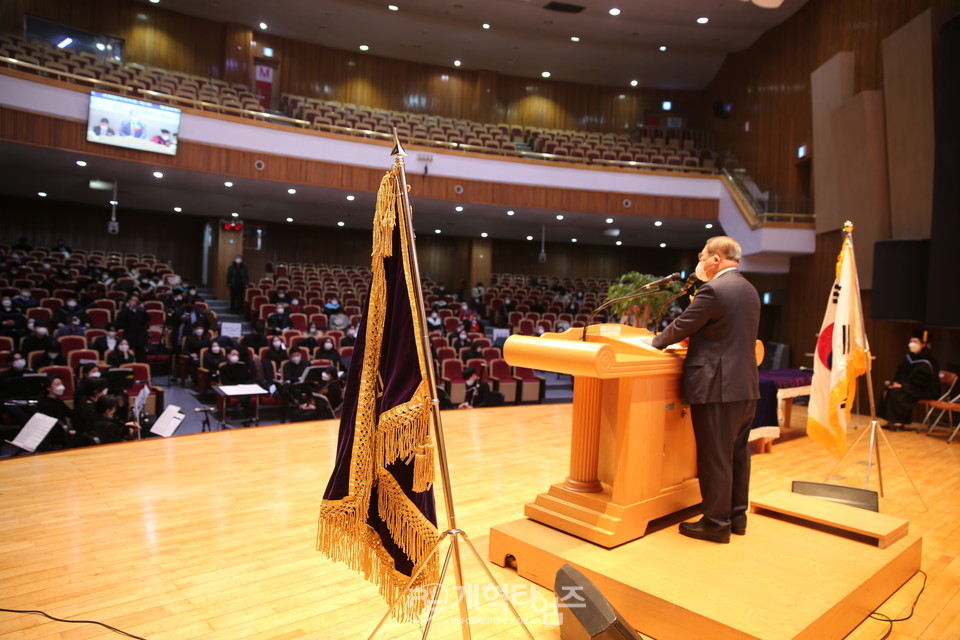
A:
[490, 510, 921, 640]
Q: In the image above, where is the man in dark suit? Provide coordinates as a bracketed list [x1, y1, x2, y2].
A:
[226, 255, 249, 314]
[650, 236, 760, 544]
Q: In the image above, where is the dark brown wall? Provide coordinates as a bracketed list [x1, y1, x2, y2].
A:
[1, 195, 206, 281]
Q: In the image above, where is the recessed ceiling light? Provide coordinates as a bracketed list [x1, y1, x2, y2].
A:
[56, 37, 73, 48]
[662, 100, 672, 111]
[556, 214, 564, 220]
[455, 205, 464, 212]
[173, 206, 182, 212]
[654, 220, 663, 227]
[153, 171, 164, 179]
[506, 210, 515, 216]
[570, 36, 580, 42]
[705, 223, 714, 229]
[37, 191, 47, 197]
[287, 188, 297, 195]
[109, 200, 118, 206]
[435, 229, 442, 234]
[697, 17, 709, 24]
[224, 181, 234, 187]
[659, 242, 667, 248]
[149, 0, 159, 4]
[615, 240, 622, 246]
[359, 44, 370, 51]
[571, 238, 578, 243]
[630, 80, 638, 87]
[285, 217, 294, 223]
[609, 8, 621, 16]
[481, 232, 488, 238]
[482, 23, 490, 29]
[388, 5, 399, 11]
[231, 212, 239, 218]
[454, 59, 461, 67]
[346, 195, 355, 201]
[526, 235, 534, 241]
[76, 160, 87, 167]
[541, 71, 551, 78]
[606, 218, 614, 224]
[259, 22, 267, 30]
[337, 221, 345, 227]
[659, 45, 667, 52]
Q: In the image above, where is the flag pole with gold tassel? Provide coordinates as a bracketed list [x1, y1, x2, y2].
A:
[366, 130, 536, 639]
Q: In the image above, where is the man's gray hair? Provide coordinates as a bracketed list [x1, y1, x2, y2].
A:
[704, 236, 742, 262]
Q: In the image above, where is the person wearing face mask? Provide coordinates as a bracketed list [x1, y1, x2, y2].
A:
[106, 339, 136, 367]
[426, 310, 443, 332]
[91, 324, 120, 358]
[75, 377, 109, 439]
[35, 343, 67, 369]
[322, 296, 343, 317]
[52, 297, 90, 328]
[226, 255, 249, 314]
[281, 348, 309, 383]
[340, 326, 358, 348]
[315, 338, 341, 368]
[267, 302, 293, 331]
[202, 341, 227, 382]
[287, 296, 304, 315]
[1, 352, 34, 380]
[270, 287, 289, 304]
[264, 336, 288, 367]
[184, 323, 210, 363]
[452, 330, 471, 352]
[241, 320, 269, 354]
[89, 395, 140, 444]
[297, 322, 322, 352]
[12, 289, 38, 312]
[879, 331, 940, 431]
[115, 295, 149, 362]
[457, 366, 492, 409]
[35, 376, 76, 449]
[22, 323, 56, 355]
[649, 236, 760, 544]
[219, 348, 252, 385]
[294, 366, 342, 421]
[498, 297, 516, 326]
[0, 295, 28, 339]
[55, 315, 87, 338]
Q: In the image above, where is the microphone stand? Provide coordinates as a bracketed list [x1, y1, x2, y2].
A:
[654, 276, 699, 330]
[581, 286, 673, 341]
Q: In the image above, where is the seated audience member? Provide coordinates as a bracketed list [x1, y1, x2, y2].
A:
[281, 349, 309, 383]
[74, 364, 103, 405]
[455, 302, 471, 321]
[270, 287, 290, 304]
[79, 283, 106, 308]
[461, 340, 484, 363]
[297, 322, 322, 352]
[446, 322, 465, 342]
[241, 321, 269, 354]
[53, 296, 90, 328]
[55, 315, 87, 338]
[264, 336, 288, 368]
[315, 338, 342, 369]
[0, 352, 34, 380]
[434, 282, 450, 299]
[106, 339, 136, 367]
[451, 330, 471, 352]
[287, 296, 304, 315]
[35, 343, 67, 369]
[426, 310, 444, 333]
[36, 375, 77, 449]
[328, 311, 350, 331]
[183, 323, 210, 363]
[212, 333, 241, 358]
[219, 348, 253, 386]
[267, 302, 293, 331]
[471, 281, 486, 305]
[293, 366, 342, 421]
[458, 366, 492, 409]
[90, 395, 139, 444]
[318, 366, 344, 415]
[52, 238, 71, 254]
[464, 312, 483, 333]
[880, 331, 941, 431]
[1, 294, 28, 339]
[11, 289, 38, 312]
[0, 351, 37, 427]
[202, 342, 227, 382]
[182, 285, 203, 305]
[74, 377, 109, 438]
[22, 323, 56, 355]
[323, 296, 344, 317]
[497, 297, 517, 325]
[91, 324, 120, 358]
[340, 325, 358, 348]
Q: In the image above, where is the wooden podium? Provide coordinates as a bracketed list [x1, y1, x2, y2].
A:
[503, 324, 700, 547]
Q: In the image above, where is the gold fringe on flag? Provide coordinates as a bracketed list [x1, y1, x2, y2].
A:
[316, 168, 439, 622]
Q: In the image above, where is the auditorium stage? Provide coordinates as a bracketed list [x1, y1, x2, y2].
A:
[0, 404, 957, 639]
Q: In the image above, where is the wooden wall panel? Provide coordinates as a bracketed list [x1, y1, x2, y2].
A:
[223, 22, 253, 88]
[883, 10, 936, 239]
[0, 196, 206, 282]
[702, 0, 960, 214]
[810, 52, 856, 232]
[13, 0, 225, 78]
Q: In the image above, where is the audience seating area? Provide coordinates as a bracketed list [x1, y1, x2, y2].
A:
[1, 31, 717, 171]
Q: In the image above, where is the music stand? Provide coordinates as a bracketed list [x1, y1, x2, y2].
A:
[104, 368, 136, 395]
[0, 373, 47, 401]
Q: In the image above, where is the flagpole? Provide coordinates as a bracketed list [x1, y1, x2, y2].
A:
[371, 129, 535, 640]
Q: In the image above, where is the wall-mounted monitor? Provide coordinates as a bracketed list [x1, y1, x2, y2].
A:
[86, 91, 181, 156]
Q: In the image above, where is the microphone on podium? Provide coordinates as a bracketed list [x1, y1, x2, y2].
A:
[639, 272, 681, 290]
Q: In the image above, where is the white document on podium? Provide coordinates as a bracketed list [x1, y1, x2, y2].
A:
[7, 413, 58, 453]
[219, 384, 269, 396]
[150, 404, 185, 438]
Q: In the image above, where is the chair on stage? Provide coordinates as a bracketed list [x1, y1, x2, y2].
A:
[921, 370, 957, 426]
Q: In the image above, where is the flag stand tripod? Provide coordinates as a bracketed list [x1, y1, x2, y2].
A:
[366, 131, 535, 640]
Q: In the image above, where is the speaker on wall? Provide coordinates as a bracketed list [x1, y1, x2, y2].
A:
[554, 564, 642, 640]
[871, 239, 929, 322]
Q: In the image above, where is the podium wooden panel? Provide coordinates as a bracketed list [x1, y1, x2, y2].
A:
[503, 324, 700, 547]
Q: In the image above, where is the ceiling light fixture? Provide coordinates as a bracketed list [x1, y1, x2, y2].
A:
[506, 210, 515, 216]
[705, 223, 714, 229]
[286, 217, 294, 223]
[259, 22, 267, 30]
[153, 171, 164, 179]
[697, 17, 709, 24]
[346, 195, 355, 201]
[526, 235, 534, 241]
[435, 229, 442, 234]
[609, 8, 621, 16]
[149, 0, 159, 3]
[571, 238, 578, 243]
[654, 220, 662, 227]
[555, 214, 564, 220]
[541, 71, 551, 78]
[454, 59, 461, 67]
[37, 191, 47, 197]
[287, 188, 297, 195]
[76, 160, 87, 167]
[630, 80, 638, 87]
[359, 44, 370, 51]
[455, 205, 464, 212]
[337, 221, 345, 227]
[231, 212, 239, 218]
[659, 242, 667, 248]
[224, 181, 234, 187]
[659, 45, 667, 52]
[570, 36, 580, 42]
[173, 207, 182, 212]
[388, 5, 399, 11]
[606, 218, 614, 223]
[482, 23, 490, 29]
[616, 240, 623, 246]
[481, 232, 488, 238]
[662, 100, 672, 111]
[56, 37, 73, 48]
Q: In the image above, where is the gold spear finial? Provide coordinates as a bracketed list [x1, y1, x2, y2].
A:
[391, 127, 407, 158]
[843, 220, 854, 233]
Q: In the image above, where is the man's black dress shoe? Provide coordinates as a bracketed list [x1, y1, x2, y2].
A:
[731, 517, 746, 536]
[679, 521, 730, 544]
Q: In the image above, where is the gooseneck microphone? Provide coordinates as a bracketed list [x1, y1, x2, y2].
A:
[639, 272, 681, 290]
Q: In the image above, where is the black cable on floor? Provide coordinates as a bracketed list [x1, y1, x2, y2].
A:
[867, 569, 927, 640]
[0, 606, 148, 639]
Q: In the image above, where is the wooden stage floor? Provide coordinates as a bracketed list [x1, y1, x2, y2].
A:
[1, 404, 959, 639]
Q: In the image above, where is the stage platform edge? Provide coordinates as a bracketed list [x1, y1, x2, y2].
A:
[489, 509, 921, 640]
